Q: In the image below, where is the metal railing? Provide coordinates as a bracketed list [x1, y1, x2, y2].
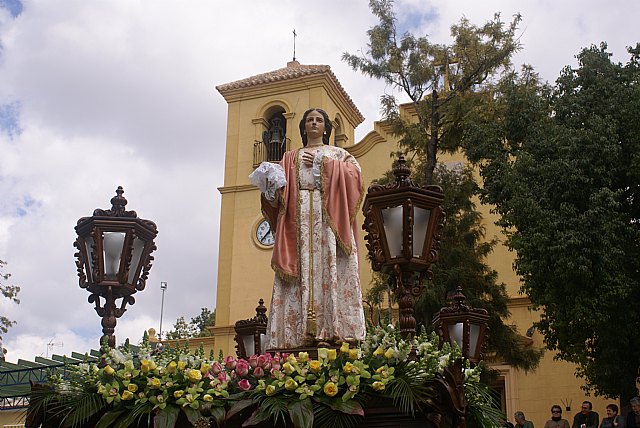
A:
[253, 138, 290, 167]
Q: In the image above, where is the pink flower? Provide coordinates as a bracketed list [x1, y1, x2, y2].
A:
[224, 356, 237, 370]
[257, 354, 270, 370]
[252, 366, 265, 378]
[270, 356, 281, 371]
[237, 379, 252, 391]
[210, 362, 223, 375]
[217, 372, 230, 383]
[248, 355, 258, 369]
[235, 359, 250, 377]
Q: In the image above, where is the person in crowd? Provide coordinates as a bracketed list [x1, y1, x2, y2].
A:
[515, 411, 535, 428]
[545, 405, 570, 428]
[600, 403, 624, 428]
[626, 397, 640, 428]
[573, 401, 600, 428]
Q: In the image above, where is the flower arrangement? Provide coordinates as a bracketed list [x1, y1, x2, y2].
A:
[31, 325, 501, 428]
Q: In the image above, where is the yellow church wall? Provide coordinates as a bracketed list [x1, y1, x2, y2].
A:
[0, 410, 24, 427]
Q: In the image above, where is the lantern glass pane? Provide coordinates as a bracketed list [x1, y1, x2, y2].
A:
[242, 335, 255, 357]
[259, 333, 268, 354]
[381, 206, 403, 258]
[84, 236, 94, 278]
[128, 236, 146, 284]
[448, 322, 464, 349]
[103, 232, 125, 277]
[413, 206, 431, 258]
[470, 323, 481, 358]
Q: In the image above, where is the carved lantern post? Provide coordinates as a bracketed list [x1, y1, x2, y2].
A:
[362, 156, 445, 338]
[234, 299, 269, 359]
[430, 286, 490, 428]
[74, 186, 158, 349]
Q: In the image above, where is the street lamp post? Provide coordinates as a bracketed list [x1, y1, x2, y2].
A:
[73, 186, 158, 349]
[362, 155, 445, 338]
[159, 281, 168, 341]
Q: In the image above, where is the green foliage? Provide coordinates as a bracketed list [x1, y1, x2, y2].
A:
[464, 43, 640, 399]
[165, 307, 216, 340]
[343, 0, 521, 184]
[0, 259, 20, 343]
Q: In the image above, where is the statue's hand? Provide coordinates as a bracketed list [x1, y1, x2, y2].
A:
[302, 151, 315, 166]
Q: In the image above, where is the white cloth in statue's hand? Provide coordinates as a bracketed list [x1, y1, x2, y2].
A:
[312, 151, 324, 190]
[249, 162, 286, 200]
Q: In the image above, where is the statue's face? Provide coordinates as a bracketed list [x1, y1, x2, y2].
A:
[304, 110, 325, 139]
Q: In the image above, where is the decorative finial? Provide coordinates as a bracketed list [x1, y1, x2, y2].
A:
[393, 155, 412, 186]
[110, 186, 127, 214]
[452, 286, 466, 310]
[292, 29, 297, 62]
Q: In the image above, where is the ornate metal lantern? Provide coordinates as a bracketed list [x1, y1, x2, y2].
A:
[362, 156, 445, 338]
[234, 299, 268, 358]
[432, 286, 489, 365]
[74, 186, 158, 348]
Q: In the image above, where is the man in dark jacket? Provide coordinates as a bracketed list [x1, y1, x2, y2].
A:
[627, 397, 640, 428]
[572, 401, 599, 428]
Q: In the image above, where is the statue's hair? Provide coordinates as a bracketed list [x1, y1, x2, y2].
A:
[299, 108, 332, 146]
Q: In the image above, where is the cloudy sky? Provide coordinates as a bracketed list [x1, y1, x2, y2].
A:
[0, 0, 638, 362]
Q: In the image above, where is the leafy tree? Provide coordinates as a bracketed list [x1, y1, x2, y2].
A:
[343, 0, 521, 185]
[347, 0, 541, 371]
[464, 43, 640, 401]
[0, 259, 20, 343]
[165, 308, 216, 340]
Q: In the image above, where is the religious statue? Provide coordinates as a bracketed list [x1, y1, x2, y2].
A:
[250, 108, 366, 349]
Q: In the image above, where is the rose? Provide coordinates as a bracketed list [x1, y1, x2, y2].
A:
[286, 354, 297, 364]
[103, 365, 115, 376]
[210, 362, 222, 375]
[248, 355, 258, 368]
[177, 361, 186, 371]
[121, 390, 134, 400]
[343, 362, 354, 374]
[265, 385, 277, 396]
[253, 366, 265, 378]
[224, 356, 237, 370]
[317, 348, 328, 360]
[200, 363, 211, 374]
[257, 354, 270, 369]
[340, 342, 350, 353]
[127, 383, 138, 393]
[285, 378, 298, 391]
[218, 372, 230, 383]
[140, 359, 157, 373]
[348, 349, 359, 360]
[298, 352, 309, 362]
[373, 347, 384, 357]
[238, 379, 252, 391]
[187, 369, 202, 383]
[148, 378, 161, 389]
[235, 359, 250, 377]
[167, 361, 177, 374]
[327, 349, 337, 361]
[271, 356, 281, 370]
[203, 394, 213, 402]
[309, 360, 321, 373]
[323, 381, 338, 397]
[174, 390, 184, 399]
[282, 362, 296, 376]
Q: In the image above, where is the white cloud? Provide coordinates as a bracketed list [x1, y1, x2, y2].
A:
[1, 0, 639, 362]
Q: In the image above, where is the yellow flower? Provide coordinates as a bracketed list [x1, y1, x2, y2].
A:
[348, 349, 359, 360]
[340, 342, 350, 354]
[103, 365, 115, 376]
[298, 352, 309, 362]
[174, 390, 184, 399]
[187, 369, 202, 383]
[287, 354, 297, 364]
[327, 349, 337, 361]
[285, 378, 298, 391]
[121, 390, 134, 400]
[373, 347, 384, 357]
[140, 360, 152, 373]
[200, 363, 211, 374]
[167, 361, 177, 374]
[282, 362, 296, 375]
[323, 381, 338, 397]
[265, 385, 277, 396]
[372, 381, 385, 391]
[127, 383, 138, 393]
[203, 394, 213, 402]
[343, 362, 354, 374]
[384, 348, 395, 360]
[317, 348, 328, 359]
[309, 360, 321, 373]
[177, 361, 186, 371]
[148, 377, 161, 389]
